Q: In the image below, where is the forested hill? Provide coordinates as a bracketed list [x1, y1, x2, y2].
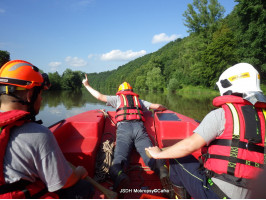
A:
[0, 0, 265, 92]
[86, 0, 266, 92]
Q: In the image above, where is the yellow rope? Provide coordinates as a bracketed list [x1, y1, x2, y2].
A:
[94, 139, 115, 182]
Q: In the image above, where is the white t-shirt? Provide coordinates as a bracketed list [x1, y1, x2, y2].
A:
[4, 122, 72, 192]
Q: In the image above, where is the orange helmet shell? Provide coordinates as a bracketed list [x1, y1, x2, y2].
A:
[0, 60, 44, 89]
[118, 82, 133, 92]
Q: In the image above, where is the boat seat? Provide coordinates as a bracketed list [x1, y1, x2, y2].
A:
[154, 111, 199, 147]
[52, 111, 105, 177]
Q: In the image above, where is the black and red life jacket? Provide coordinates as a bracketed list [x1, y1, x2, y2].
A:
[0, 110, 58, 199]
[115, 91, 145, 122]
[203, 95, 266, 188]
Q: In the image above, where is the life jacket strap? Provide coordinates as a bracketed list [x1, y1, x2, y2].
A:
[116, 107, 142, 112]
[261, 109, 266, 165]
[0, 179, 48, 198]
[115, 113, 144, 119]
[210, 139, 264, 153]
[205, 169, 251, 188]
[0, 179, 31, 195]
[207, 154, 263, 169]
[207, 178, 230, 199]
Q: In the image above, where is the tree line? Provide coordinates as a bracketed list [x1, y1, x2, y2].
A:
[1, 0, 265, 92]
[0, 52, 84, 91]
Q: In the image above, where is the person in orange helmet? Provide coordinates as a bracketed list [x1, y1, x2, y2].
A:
[82, 74, 174, 198]
[0, 60, 94, 198]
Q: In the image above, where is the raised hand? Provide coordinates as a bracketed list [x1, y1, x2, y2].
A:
[82, 73, 89, 87]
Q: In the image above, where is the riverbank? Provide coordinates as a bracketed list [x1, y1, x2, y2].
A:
[176, 86, 219, 97]
[176, 84, 266, 97]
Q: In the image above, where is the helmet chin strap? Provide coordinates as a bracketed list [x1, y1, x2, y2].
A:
[9, 93, 29, 105]
[8, 87, 42, 122]
[28, 87, 42, 121]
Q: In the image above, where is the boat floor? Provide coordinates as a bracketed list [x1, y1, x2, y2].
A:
[93, 111, 167, 199]
[50, 109, 199, 199]
[94, 149, 166, 199]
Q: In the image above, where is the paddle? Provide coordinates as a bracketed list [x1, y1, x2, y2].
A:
[69, 163, 118, 199]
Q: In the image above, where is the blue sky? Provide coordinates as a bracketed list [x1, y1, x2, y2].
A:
[0, 0, 237, 75]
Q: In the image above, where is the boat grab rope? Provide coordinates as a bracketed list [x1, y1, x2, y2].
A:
[94, 137, 115, 182]
[99, 109, 116, 126]
[93, 110, 116, 182]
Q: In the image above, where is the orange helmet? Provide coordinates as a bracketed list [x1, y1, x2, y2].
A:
[118, 82, 133, 92]
[0, 60, 50, 91]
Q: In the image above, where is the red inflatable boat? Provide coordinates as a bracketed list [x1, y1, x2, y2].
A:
[49, 109, 199, 199]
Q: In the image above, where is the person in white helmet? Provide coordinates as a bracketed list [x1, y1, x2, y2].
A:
[145, 63, 266, 199]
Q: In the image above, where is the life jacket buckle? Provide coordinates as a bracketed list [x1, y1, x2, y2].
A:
[205, 169, 214, 178]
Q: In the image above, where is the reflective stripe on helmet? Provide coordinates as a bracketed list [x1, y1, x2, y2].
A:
[0, 60, 47, 90]
[117, 82, 133, 92]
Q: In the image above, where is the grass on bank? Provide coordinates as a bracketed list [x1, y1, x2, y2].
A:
[176, 84, 266, 97]
[176, 85, 219, 97]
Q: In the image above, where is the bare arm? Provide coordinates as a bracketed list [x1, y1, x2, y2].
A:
[62, 166, 88, 188]
[145, 133, 206, 159]
[82, 74, 107, 102]
[149, 103, 167, 111]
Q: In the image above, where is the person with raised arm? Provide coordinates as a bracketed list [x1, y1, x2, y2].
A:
[82, 74, 174, 198]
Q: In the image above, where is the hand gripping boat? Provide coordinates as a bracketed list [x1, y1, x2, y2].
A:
[49, 109, 199, 199]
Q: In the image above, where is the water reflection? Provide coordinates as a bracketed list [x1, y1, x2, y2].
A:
[138, 91, 217, 122]
[38, 90, 112, 127]
[38, 89, 218, 127]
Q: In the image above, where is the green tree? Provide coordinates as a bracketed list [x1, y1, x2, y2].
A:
[233, 0, 266, 77]
[48, 71, 62, 90]
[0, 50, 10, 67]
[135, 75, 147, 91]
[61, 69, 82, 90]
[168, 78, 182, 92]
[177, 33, 207, 86]
[183, 0, 225, 34]
[146, 67, 165, 91]
[201, 24, 238, 86]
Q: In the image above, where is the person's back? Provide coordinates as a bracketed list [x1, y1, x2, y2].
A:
[4, 121, 69, 190]
[82, 79, 174, 198]
[0, 60, 94, 198]
[145, 63, 266, 199]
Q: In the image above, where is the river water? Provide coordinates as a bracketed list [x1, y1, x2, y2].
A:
[37, 89, 218, 127]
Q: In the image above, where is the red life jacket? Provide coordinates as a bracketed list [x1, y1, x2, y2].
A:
[115, 91, 145, 122]
[203, 95, 266, 187]
[0, 110, 58, 199]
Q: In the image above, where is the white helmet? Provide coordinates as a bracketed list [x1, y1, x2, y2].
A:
[216, 63, 261, 96]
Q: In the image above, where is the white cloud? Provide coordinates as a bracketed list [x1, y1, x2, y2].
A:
[0, 9, 5, 14]
[152, 33, 181, 44]
[88, 54, 95, 59]
[49, 61, 62, 72]
[49, 61, 62, 67]
[101, 49, 147, 61]
[65, 56, 87, 67]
